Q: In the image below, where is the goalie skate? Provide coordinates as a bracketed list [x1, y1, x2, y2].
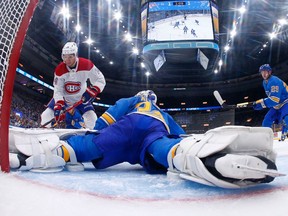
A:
[214, 154, 284, 182]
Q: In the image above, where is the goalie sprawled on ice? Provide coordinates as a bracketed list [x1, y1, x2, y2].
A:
[9, 91, 285, 189]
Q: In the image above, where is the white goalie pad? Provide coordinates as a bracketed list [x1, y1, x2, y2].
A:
[9, 127, 93, 153]
[9, 129, 65, 171]
[8, 127, 92, 172]
[168, 126, 283, 188]
[203, 126, 276, 161]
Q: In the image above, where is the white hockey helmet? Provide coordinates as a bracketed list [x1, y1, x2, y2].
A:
[136, 90, 157, 104]
[62, 42, 78, 58]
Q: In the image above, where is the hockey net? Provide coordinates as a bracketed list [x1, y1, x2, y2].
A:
[0, 0, 38, 172]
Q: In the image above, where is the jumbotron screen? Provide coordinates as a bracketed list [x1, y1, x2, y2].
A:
[142, 1, 215, 43]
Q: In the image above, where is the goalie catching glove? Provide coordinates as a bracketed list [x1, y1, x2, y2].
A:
[82, 85, 99, 105]
[167, 126, 285, 188]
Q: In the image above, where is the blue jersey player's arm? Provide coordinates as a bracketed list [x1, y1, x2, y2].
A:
[95, 96, 142, 130]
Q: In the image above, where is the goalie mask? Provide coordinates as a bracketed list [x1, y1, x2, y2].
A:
[136, 90, 157, 104]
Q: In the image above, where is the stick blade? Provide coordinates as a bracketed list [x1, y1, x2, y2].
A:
[213, 90, 224, 106]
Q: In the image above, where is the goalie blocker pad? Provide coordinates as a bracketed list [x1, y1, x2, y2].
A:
[168, 126, 283, 188]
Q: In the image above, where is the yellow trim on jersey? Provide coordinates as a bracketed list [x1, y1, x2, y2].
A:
[134, 112, 171, 133]
[273, 98, 288, 109]
[171, 145, 177, 159]
[133, 101, 171, 133]
[101, 112, 116, 125]
[270, 96, 280, 103]
[61, 145, 70, 162]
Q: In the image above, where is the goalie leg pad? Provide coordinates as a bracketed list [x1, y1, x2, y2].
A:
[9, 132, 65, 171]
[167, 126, 282, 188]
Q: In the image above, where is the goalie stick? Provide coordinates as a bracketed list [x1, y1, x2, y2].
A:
[213, 90, 253, 109]
[40, 100, 83, 128]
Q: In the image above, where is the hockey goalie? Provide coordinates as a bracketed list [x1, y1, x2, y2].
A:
[8, 125, 284, 189]
[7, 91, 285, 189]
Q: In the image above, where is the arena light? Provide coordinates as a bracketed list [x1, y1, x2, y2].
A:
[132, 47, 139, 55]
[124, 33, 132, 42]
[278, 18, 287, 26]
[218, 59, 223, 66]
[224, 45, 230, 52]
[60, 6, 71, 19]
[75, 24, 81, 32]
[85, 38, 94, 45]
[230, 29, 237, 38]
[269, 32, 277, 40]
[239, 6, 246, 14]
[114, 11, 122, 20]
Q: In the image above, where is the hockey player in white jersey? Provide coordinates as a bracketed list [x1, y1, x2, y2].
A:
[40, 42, 106, 129]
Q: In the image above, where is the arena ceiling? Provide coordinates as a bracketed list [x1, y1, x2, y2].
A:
[17, 0, 288, 107]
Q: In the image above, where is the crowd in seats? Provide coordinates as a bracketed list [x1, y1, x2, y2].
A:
[10, 93, 44, 128]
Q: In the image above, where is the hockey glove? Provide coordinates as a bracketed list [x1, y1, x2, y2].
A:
[54, 100, 65, 122]
[82, 86, 99, 105]
[252, 99, 266, 110]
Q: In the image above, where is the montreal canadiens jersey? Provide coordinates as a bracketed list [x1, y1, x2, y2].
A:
[262, 75, 288, 109]
[53, 57, 106, 105]
[95, 96, 185, 135]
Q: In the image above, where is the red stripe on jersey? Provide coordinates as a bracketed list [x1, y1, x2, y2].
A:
[55, 62, 68, 76]
[77, 57, 94, 71]
[55, 57, 94, 76]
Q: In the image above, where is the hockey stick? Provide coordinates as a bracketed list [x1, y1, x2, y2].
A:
[213, 90, 253, 109]
[40, 100, 83, 128]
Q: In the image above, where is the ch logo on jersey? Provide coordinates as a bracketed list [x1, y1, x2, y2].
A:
[64, 82, 81, 94]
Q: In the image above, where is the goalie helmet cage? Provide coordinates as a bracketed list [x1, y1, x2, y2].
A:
[0, 0, 39, 172]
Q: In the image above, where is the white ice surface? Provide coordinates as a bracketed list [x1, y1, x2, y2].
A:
[1, 140, 288, 216]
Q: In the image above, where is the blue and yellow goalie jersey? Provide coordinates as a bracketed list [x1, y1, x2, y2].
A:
[95, 96, 185, 135]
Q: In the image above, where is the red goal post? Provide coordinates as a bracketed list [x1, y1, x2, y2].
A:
[0, 0, 39, 172]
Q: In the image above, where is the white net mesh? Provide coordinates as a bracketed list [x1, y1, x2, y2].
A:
[0, 0, 37, 172]
[0, 0, 30, 109]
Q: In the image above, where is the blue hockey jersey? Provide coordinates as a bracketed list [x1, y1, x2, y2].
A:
[95, 96, 185, 135]
[257, 75, 288, 109]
